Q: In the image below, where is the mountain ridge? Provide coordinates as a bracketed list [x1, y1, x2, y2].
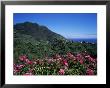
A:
[14, 22, 66, 42]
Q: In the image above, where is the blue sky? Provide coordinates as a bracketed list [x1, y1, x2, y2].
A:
[14, 13, 97, 39]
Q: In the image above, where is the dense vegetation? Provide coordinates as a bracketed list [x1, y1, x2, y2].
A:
[14, 22, 97, 75]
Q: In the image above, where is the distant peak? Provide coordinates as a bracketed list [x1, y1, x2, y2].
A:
[21, 22, 39, 27]
[23, 21, 33, 24]
[15, 21, 38, 25]
[23, 21, 38, 25]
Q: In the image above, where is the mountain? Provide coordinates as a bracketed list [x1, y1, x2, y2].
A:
[14, 22, 66, 42]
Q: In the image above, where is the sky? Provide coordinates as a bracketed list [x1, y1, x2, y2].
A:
[14, 13, 97, 39]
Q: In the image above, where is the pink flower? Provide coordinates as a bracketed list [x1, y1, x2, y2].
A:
[47, 59, 53, 64]
[14, 64, 17, 69]
[25, 59, 30, 62]
[34, 59, 40, 64]
[56, 57, 62, 61]
[77, 54, 82, 57]
[67, 52, 74, 58]
[63, 59, 68, 66]
[54, 54, 61, 59]
[23, 72, 32, 75]
[85, 55, 90, 58]
[25, 59, 33, 64]
[85, 55, 95, 62]
[64, 66, 68, 70]
[86, 68, 94, 75]
[58, 69, 65, 75]
[76, 54, 83, 61]
[33, 61, 38, 64]
[19, 55, 27, 61]
[79, 59, 83, 64]
[16, 64, 25, 69]
[14, 64, 24, 71]
[13, 69, 20, 74]
[28, 61, 33, 65]
[88, 57, 95, 62]
[28, 69, 33, 73]
[33, 61, 37, 64]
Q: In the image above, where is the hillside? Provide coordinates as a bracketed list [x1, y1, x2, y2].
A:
[14, 22, 66, 42]
[14, 22, 97, 75]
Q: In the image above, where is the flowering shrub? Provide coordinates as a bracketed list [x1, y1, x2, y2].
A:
[58, 69, 65, 75]
[14, 52, 97, 75]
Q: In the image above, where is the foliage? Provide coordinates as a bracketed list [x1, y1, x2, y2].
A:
[14, 52, 97, 75]
[14, 22, 97, 75]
